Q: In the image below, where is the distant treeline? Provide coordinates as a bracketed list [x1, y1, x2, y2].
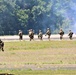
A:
[0, 0, 76, 35]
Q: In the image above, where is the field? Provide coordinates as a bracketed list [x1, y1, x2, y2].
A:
[0, 40, 76, 75]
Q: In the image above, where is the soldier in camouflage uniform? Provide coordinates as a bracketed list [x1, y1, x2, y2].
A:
[68, 30, 73, 40]
[0, 39, 4, 52]
[59, 29, 64, 40]
[18, 30, 23, 40]
[38, 30, 43, 40]
[45, 28, 51, 40]
[28, 29, 34, 41]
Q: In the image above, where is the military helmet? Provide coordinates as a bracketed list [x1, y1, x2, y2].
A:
[47, 28, 50, 30]
[19, 30, 21, 32]
[30, 29, 33, 31]
[60, 28, 62, 31]
[39, 30, 41, 32]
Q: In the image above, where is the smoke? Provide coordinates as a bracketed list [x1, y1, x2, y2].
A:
[73, 24, 76, 33]
[23, 0, 76, 34]
[64, 1, 76, 33]
[54, 0, 76, 33]
[40, 0, 76, 34]
[70, 3, 76, 33]
[15, 0, 76, 34]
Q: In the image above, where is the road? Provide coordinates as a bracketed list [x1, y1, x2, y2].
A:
[0, 34, 76, 41]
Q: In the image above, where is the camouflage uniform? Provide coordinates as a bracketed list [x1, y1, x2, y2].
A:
[29, 29, 34, 41]
[45, 28, 51, 40]
[0, 39, 4, 52]
[18, 30, 23, 40]
[59, 29, 64, 40]
[38, 30, 43, 40]
[68, 30, 73, 40]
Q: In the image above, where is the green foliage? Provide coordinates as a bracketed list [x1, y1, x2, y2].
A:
[0, 0, 75, 35]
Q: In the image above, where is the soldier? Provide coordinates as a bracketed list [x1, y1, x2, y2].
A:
[68, 30, 73, 40]
[45, 28, 51, 40]
[0, 39, 4, 52]
[59, 28, 64, 40]
[38, 30, 43, 40]
[28, 29, 34, 41]
[18, 30, 23, 40]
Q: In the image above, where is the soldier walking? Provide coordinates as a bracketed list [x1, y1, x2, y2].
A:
[38, 30, 43, 40]
[18, 30, 23, 40]
[68, 30, 73, 40]
[45, 28, 51, 40]
[28, 29, 34, 41]
[0, 39, 4, 52]
[59, 28, 64, 40]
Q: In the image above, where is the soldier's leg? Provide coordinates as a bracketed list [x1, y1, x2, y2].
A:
[20, 36, 22, 40]
[30, 37, 31, 41]
[38, 35, 39, 39]
[39, 36, 42, 40]
[48, 35, 50, 40]
[2, 47, 4, 52]
[60, 35, 62, 40]
[41, 36, 42, 40]
[33, 35, 34, 40]
[69, 36, 71, 40]
[70, 36, 72, 40]
[1, 43, 4, 52]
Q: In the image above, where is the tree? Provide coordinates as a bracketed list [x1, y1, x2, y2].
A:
[0, 0, 75, 35]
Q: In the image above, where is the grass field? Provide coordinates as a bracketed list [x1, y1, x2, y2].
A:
[0, 70, 76, 75]
[0, 40, 76, 75]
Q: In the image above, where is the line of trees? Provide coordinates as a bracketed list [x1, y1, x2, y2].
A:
[0, 0, 75, 35]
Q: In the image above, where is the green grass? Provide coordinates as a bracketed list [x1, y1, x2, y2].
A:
[1, 40, 76, 75]
[5, 40, 76, 51]
[0, 70, 76, 75]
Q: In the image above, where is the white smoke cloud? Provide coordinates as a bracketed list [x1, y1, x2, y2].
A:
[73, 24, 76, 33]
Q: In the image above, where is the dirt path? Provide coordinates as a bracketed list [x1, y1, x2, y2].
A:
[0, 34, 76, 41]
